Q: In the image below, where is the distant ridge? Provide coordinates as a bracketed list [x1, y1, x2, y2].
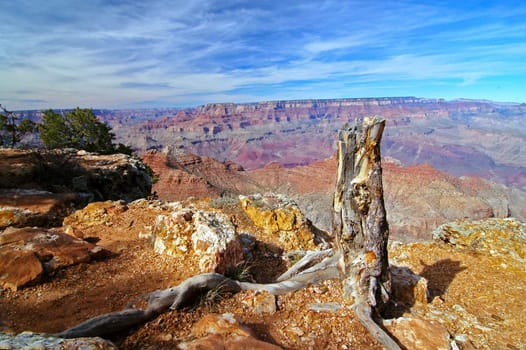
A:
[10, 97, 526, 190]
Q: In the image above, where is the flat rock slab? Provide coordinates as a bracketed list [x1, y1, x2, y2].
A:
[0, 227, 109, 290]
[180, 313, 282, 350]
[0, 189, 81, 229]
[0, 331, 117, 350]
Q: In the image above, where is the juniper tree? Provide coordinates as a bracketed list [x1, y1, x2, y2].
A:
[0, 104, 36, 147]
[39, 107, 130, 154]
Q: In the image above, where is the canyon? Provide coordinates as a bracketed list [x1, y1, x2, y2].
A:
[142, 149, 526, 241]
[95, 97, 526, 241]
[94, 97, 525, 190]
[11, 97, 526, 241]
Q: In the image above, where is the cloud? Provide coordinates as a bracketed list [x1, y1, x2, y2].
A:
[0, 0, 525, 109]
[120, 82, 172, 90]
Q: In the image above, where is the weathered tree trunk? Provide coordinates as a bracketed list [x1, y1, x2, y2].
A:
[333, 117, 400, 349]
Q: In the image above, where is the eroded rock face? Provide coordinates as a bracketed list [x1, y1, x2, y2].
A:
[0, 227, 108, 290]
[0, 332, 118, 350]
[0, 149, 152, 230]
[152, 209, 244, 274]
[0, 190, 82, 229]
[0, 148, 151, 203]
[239, 193, 317, 251]
[141, 148, 260, 202]
[179, 313, 282, 350]
[104, 98, 526, 191]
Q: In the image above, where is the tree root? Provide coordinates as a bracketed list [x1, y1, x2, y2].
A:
[277, 249, 333, 282]
[353, 302, 402, 350]
[55, 273, 241, 339]
[56, 251, 340, 339]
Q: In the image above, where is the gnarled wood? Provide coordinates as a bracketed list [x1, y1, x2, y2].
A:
[277, 248, 333, 282]
[55, 273, 241, 338]
[333, 117, 400, 350]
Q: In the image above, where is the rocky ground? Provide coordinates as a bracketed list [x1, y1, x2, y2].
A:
[1, 197, 525, 349]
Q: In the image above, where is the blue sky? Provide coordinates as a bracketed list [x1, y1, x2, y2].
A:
[1, 0, 525, 110]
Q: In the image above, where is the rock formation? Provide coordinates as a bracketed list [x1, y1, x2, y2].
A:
[95, 98, 526, 189]
[152, 208, 244, 274]
[239, 193, 318, 251]
[141, 148, 260, 201]
[0, 149, 151, 202]
[432, 217, 526, 262]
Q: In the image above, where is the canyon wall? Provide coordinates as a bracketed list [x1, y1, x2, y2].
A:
[100, 98, 526, 189]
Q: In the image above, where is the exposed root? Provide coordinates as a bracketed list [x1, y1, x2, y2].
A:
[353, 302, 402, 350]
[56, 252, 340, 339]
[240, 253, 340, 294]
[277, 249, 333, 282]
[55, 273, 240, 339]
[54, 309, 151, 339]
[56, 251, 400, 349]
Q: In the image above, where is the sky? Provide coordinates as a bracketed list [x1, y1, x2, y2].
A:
[1, 0, 525, 110]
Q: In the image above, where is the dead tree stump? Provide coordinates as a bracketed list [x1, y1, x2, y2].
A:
[333, 117, 400, 349]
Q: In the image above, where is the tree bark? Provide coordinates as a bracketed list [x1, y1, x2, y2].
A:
[332, 117, 400, 349]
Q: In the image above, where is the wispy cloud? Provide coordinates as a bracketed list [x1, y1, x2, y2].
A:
[0, 0, 525, 109]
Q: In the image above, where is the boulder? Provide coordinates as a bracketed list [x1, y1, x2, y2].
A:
[152, 209, 244, 274]
[239, 193, 317, 251]
[0, 227, 109, 290]
[0, 332, 117, 349]
[179, 313, 281, 350]
[63, 200, 128, 238]
[384, 316, 451, 350]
